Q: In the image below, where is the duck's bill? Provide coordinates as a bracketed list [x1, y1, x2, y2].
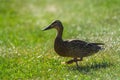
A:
[42, 26, 51, 31]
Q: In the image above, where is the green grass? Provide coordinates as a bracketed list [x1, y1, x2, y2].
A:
[0, 0, 120, 79]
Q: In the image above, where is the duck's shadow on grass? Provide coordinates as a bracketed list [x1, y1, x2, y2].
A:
[67, 61, 113, 73]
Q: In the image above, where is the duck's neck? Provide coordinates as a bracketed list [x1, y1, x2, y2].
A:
[55, 23, 64, 41]
[56, 29, 63, 39]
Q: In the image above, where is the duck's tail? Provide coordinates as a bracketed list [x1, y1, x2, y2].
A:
[89, 42, 105, 50]
[90, 43, 104, 45]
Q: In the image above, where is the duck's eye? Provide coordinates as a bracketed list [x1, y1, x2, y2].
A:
[50, 25, 54, 28]
[52, 23, 57, 26]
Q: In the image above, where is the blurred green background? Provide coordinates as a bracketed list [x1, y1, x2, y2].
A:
[0, 0, 120, 79]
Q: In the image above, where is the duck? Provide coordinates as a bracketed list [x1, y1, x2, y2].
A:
[43, 20, 104, 67]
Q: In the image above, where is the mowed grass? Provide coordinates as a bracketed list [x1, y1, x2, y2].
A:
[0, 0, 120, 79]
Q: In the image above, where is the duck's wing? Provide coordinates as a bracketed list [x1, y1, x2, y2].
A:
[63, 40, 89, 57]
[87, 42, 105, 51]
[64, 39, 89, 53]
[64, 39, 104, 49]
[64, 40, 104, 55]
[89, 43, 104, 45]
[64, 39, 88, 48]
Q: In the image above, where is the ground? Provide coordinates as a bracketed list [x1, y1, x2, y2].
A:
[0, 0, 120, 80]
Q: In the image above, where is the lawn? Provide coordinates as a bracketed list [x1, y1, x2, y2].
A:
[0, 0, 120, 79]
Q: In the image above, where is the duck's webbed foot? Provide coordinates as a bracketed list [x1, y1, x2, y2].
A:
[74, 57, 83, 67]
[66, 59, 75, 64]
[65, 57, 83, 66]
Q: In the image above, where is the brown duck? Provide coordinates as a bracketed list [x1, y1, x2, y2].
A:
[43, 20, 104, 67]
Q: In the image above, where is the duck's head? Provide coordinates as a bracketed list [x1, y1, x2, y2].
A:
[43, 20, 63, 31]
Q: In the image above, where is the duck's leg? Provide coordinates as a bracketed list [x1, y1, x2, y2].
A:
[78, 57, 83, 61]
[74, 58, 79, 67]
[65, 57, 83, 65]
[66, 57, 80, 64]
[66, 59, 74, 64]
[73, 57, 83, 67]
